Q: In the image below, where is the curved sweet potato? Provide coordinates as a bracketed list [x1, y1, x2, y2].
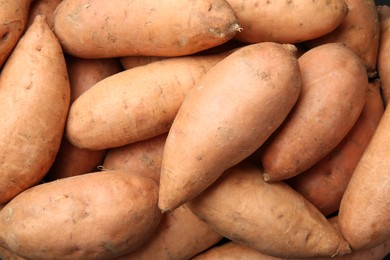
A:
[305, 0, 380, 74]
[228, 0, 347, 44]
[26, 0, 62, 29]
[52, 0, 241, 58]
[158, 42, 302, 212]
[0, 15, 70, 203]
[287, 79, 384, 216]
[260, 43, 367, 182]
[66, 52, 230, 150]
[0, 170, 162, 260]
[338, 96, 390, 250]
[187, 162, 351, 258]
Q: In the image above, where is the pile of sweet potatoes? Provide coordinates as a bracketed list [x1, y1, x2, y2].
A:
[0, 0, 389, 259]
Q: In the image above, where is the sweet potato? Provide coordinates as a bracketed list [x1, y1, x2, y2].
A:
[187, 162, 351, 258]
[338, 95, 390, 250]
[120, 56, 167, 71]
[227, 0, 347, 44]
[0, 0, 32, 67]
[52, 0, 241, 58]
[287, 79, 384, 216]
[45, 56, 122, 181]
[0, 15, 70, 204]
[158, 42, 302, 212]
[0, 170, 162, 260]
[305, 0, 380, 75]
[260, 42, 367, 182]
[377, 5, 390, 106]
[66, 52, 230, 150]
[0, 247, 26, 260]
[26, 0, 62, 29]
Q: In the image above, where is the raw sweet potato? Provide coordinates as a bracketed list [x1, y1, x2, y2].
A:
[66, 52, 230, 150]
[0, 0, 32, 67]
[26, 0, 62, 28]
[227, 0, 347, 44]
[338, 95, 390, 250]
[0, 15, 70, 204]
[0, 170, 162, 260]
[287, 79, 384, 216]
[45, 56, 122, 181]
[260, 42, 367, 182]
[0, 247, 26, 260]
[187, 162, 351, 258]
[158, 42, 302, 212]
[120, 56, 167, 71]
[305, 0, 380, 75]
[377, 5, 390, 106]
[52, 0, 241, 58]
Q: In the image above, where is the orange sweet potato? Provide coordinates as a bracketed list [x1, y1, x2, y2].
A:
[377, 5, 390, 106]
[260, 42, 367, 182]
[0, 15, 70, 203]
[45, 56, 122, 181]
[305, 0, 380, 75]
[338, 96, 390, 250]
[66, 52, 230, 150]
[187, 162, 351, 258]
[0, 0, 32, 67]
[227, 0, 348, 44]
[0, 170, 162, 260]
[52, 0, 241, 58]
[158, 42, 302, 212]
[287, 79, 384, 216]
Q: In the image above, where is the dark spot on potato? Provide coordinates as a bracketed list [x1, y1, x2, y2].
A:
[1, 31, 9, 42]
[196, 155, 203, 161]
[266, 0, 271, 4]
[208, 4, 212, 11]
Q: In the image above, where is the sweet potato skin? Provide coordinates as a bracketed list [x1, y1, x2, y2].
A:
[0, 170, 162, 260]
[377, 5, 390, 106]
[0, 15, 70, 203]
[26, 0, 62, 28]
[158, 42, 302, 212]
[287, 80, 384, 216]
[260, 43, 367, 182]
[0, 0, 32, 67]
[228, 0, 348, 44]
[187, 162, 351, 259]
[305, 0, 380, 74]
[66, 53, 229, 150]
[338, 99, 390, 250]
[52, 0, 240, 58]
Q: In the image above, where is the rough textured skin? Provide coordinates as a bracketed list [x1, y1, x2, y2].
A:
[377, 5, 390, 106]
[0, 0, 32, 67]
[0, 15, 70, 204]
[0, 170, 162, 260]
[52, 0, 241, 58]
[26, 0, 62, 28]
[115, 204, 222, 260]
[287, 80, 384, 217]
[260, 43, 368, 182]
[103, 134, 167, 183]
[227, 0, 347, 44]
[158, 42, 302, 212]
[187, 162, 351, 259]
[66, 53, 229, 150]
[45, 57, 122, 181]
[338, 96, 390, 250]
[305, 0, 380, 74]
